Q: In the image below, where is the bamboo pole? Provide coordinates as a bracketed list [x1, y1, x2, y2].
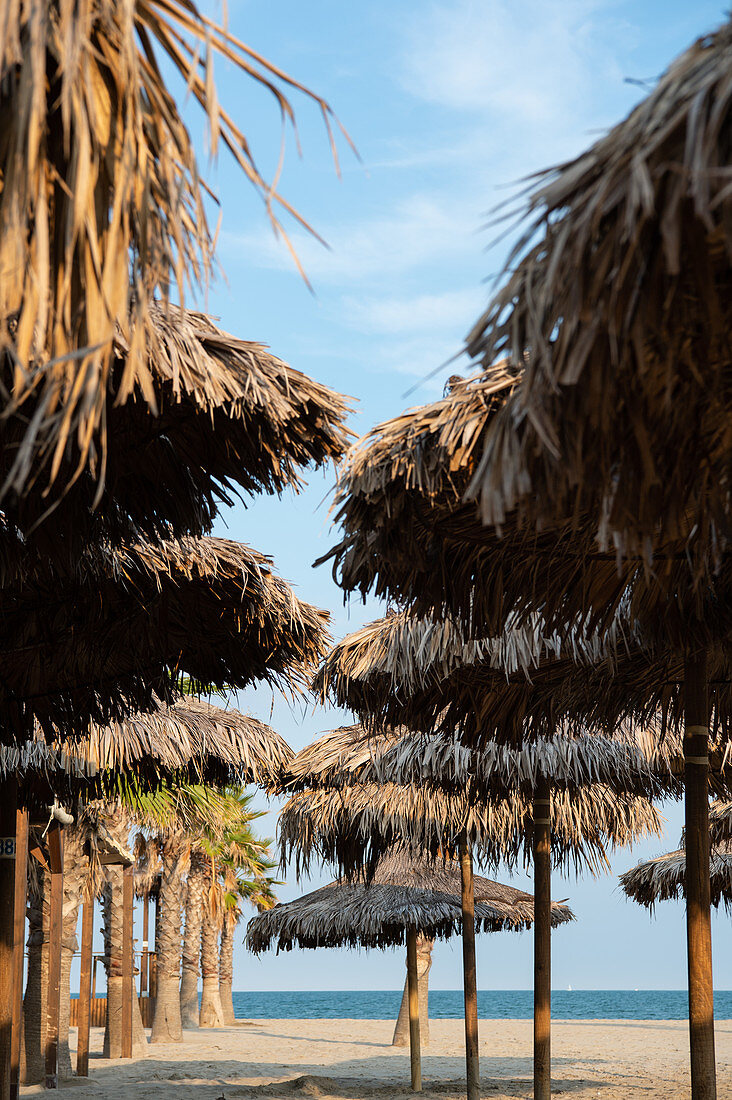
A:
[533, 779, 552, 1100]
[140, 896, 149, 996]
[121, 866, 133, 1059]
[459, 837, 479, 1100]
[684, 648, 716, 1100]
[0, 779, 18, 1100]
[406, 928, 421, 1092]
[45, 823, 64, 1089]
[76, 898, 94, 1078]
[9, 808, 28, 1100]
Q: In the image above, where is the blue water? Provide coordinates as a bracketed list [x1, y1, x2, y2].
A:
[232, 989, 732, 1021]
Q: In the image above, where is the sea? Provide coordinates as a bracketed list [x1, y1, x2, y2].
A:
[231, 989, 732, 1021]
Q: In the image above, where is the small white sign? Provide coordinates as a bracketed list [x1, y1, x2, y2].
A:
[0, 838, 15, 859]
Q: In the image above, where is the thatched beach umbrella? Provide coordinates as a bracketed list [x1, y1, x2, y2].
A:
[0, 534, 318, 1087]
[621, 845, 732, 912]
[278, 720, 660, 1100]
[621, 801, 732, 912]
[0, 305, 352, 573]
[319, 340, 731, 1100]
[247, 850, 573, 1092]
[279, 774, 663, 885]
[456, 25, 732, 1098]
[8, 695, 293, 1079]
[313, 615, 676, 1100]
[1, 535, 329, 741]
[465, 23, 732, 573]
[0, 1, 351, 544]
[376, 734, 665, 1100]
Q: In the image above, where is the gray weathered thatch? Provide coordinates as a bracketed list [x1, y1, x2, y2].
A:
[620, 836, 732, 911]
[246, 850, 574, 953]
[367, 728, 672, 802]
[278, 781, 663, 881]
[314, 607, 732, 755]
[69, 695, 294, 789]
[0, 696, 293, 810]
[277, 724, 664, 881]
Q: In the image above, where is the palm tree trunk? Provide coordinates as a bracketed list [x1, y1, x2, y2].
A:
[21, 859, 49, 1085]
[102, 816, 145, 1059]
[199, 912, 225, 1028]
[218, 913, 237, 1025]
[58, 825, 90, 1079]
[180, 857, 205, 1029]
[150, 836, 187, 1044]
[392, 936, 433, 1047]
[102, 876, 123, 1059]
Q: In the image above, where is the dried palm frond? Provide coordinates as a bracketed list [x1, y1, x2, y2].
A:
[465, 19, 732, 586]
[1, 305, 352, 560]
[620, 843, 732, 911]
[278, 782, 663, 882]
[319, 350, 732, 656]
[314, 607, 732, 753]
[367, 729, 672, 801]
[72, 695, 293, 789]
[246, 850, 574, 953]
[317, 365, 521, 617]
[709, 801, 732, 845]
[0, 535, 330, 740]
[134, 833, 162, 899]
[0, 0, 351, 511]
[0, 694, 293, 811]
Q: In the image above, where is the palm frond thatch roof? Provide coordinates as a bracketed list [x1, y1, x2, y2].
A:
[465, 19, 732, 580]
[1, 535, 330, 740]
[0, 696, 293, 809]
[319, 349, 732, 657]
[620, 843, 732, 911]
[709, 801, 732, 845]
[0, 0, 351, 521]
[278, 781, 663, 881]
[74, 695, 294, 789]
[246, 850, 574, 953]
[2, 305, 352, 559]
[282, 720, 670, 801]
[317, 366, 521, 619]
[366, 729, 674, 801]
[314, 608, 732, 753]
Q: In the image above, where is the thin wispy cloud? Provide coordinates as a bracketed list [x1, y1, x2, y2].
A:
[226, 193, 480, 283]
[342, 287, 485, 336]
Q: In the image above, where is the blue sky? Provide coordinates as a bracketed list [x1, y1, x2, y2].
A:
[174, 1, 732, 993]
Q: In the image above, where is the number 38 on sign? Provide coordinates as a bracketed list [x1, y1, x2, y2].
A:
[0, 838, 16, 858]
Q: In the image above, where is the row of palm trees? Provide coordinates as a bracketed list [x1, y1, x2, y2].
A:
[20, 783, 276, 1084]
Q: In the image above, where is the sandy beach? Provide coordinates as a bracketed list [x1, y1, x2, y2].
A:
[21, 1017, 732, 1099]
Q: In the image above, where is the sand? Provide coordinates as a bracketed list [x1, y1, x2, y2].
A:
[21, 1017, 732, 1099]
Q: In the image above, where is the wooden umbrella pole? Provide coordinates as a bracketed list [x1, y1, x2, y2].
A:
[0, 778, 18, 1100]
[141, 895, 149, 996]
[76, 897, 94, 1078]
[459, 836, 479, 1100]
[684, 648, 716, 1100]
[45, 823, 64, 1089]
[121, 866, 134, 1059]
[406, 928, 422, 1092]
[9, 808, 28, 1100]
[533, 779, 552, 1100]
